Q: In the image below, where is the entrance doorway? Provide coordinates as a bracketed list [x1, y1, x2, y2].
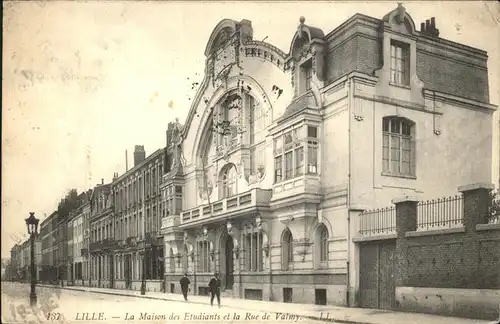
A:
[225, 236, 234, 290]
[359, 240, 396, 310]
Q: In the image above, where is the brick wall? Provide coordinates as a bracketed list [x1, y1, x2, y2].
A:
[395, 187, 499, 290]
[392, 185, 500, 319]
[323, 16, 489, 103]
[325, 35, 380, 84]
[416, 51, 489, 103]
[402, 232, 499, 289]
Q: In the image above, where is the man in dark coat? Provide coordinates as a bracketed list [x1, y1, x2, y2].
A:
[179, 273, 191, 301]
[208, 273, 221, 308]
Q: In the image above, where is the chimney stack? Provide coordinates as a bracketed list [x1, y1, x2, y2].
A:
[101, 178, 104, 184]
[421, 18, 439, 37]
[134, 145, 146, 167]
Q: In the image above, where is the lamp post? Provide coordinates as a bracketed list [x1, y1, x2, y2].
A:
[25, 212, 39, 307]
[140, 233, 153, 295]
[140, 249, 146, 295]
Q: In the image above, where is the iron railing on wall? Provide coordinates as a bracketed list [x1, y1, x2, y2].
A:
[359, 207, 396, 236]
[416, 194, 464, 230]
[488, 190, 500, 225]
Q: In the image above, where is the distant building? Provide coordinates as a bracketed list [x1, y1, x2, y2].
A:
[10, 244, 21, 281]
[89, 180, 114, 288]
[110, 145, 165, 291]
[68, 190, 92, 285]
[40, 211, 58, 283]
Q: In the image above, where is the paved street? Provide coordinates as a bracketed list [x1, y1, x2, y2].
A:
[2, 282, 493, 324]
[0, 282, 319, 324]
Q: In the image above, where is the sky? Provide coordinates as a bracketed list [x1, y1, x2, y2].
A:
[2, 1, 499, 256]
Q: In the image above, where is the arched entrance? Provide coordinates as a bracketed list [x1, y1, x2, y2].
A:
[225, 236, 234, 289]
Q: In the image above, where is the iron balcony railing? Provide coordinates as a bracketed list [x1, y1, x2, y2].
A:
[88, 238, 117, 251]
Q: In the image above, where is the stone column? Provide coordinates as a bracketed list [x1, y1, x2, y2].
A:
[458, 183, 495, 232]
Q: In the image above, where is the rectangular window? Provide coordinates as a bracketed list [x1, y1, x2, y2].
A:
[244, 232, 263, 272]
[307, 126, 318, 174]
[302, 60, 313, 92]
[274, 156, 282, 183]
[382, 117, 415, 176]
[295, 146, 304, 176]
[274, 125, 319, 182]
[390, 41, 410, 85]
[284, 152, 293, 179]
[197, 241, 211, 273]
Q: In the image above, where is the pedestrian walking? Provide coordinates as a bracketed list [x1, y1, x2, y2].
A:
[208, 273, 221, 308]
[179, 273, 191, 301]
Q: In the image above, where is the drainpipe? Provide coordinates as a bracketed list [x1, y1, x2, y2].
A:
[346, 76, 353, 307]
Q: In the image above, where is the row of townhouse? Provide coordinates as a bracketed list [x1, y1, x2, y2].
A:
[8, 237, 42, 283]
[9, 3, 497, 318]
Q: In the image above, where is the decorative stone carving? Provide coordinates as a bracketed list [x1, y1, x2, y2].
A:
[354, 98, 364, 121]
[170, 118, 184, 175]
[213, 34, 237, 80]
[433, 100, 443, 136]
[226, 221, 241, 252]
[396, 3, 406, 24]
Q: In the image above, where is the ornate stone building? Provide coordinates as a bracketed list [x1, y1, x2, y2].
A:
[111, 145, 165, 292]
[160, 4, 495, 306]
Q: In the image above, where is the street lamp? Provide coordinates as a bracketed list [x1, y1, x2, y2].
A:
[141, 234, 152, 295]
[25, 212, 39, 307]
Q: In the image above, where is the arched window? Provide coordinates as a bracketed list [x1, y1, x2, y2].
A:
[220, 164, 237, 199]
[219, 94, 241, 148]
[382, 116, 415, 177]
[169, 248, 175, 273]
[317, 224, 329, 263]
[247, 94, 271, 177]
[281, 229, 293, 271]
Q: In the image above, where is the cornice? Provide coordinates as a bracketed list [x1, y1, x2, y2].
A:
[423, 89, 497, 113]
[241, 40, 288, 71]
[416, 32, 487, 58]
[324, 13, 380, 42]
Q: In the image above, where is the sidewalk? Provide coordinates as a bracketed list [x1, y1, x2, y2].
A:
[38, 284, 489, 324]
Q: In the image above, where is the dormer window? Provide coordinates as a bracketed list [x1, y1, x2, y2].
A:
[390, 40, 410, 86]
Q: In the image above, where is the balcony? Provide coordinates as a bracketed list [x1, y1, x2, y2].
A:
[180, 188, 272, 225]
[88, 239, 117, 252]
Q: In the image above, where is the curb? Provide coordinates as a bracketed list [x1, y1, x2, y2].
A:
[38, 284, 366, 324]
